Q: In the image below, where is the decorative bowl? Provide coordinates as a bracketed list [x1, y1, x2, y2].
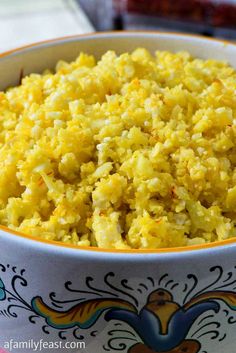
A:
[0, 32, 236, 353]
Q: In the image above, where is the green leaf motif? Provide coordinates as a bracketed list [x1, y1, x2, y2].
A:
[0, 278, 6, 301]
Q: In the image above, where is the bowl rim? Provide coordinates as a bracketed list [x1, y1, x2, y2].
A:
[1, 30, 236, 255]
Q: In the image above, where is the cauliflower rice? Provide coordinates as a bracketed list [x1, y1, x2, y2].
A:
[1, 48, 236, 249]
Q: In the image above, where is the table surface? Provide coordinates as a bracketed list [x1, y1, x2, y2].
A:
[0, 0, 94, 52]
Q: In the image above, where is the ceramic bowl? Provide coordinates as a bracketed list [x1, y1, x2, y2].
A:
[0, 32, 236, 353]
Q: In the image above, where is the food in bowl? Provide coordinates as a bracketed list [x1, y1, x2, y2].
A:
[0, 48, 236, 249]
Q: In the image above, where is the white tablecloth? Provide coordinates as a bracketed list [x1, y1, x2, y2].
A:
[0, 0, 94, 52]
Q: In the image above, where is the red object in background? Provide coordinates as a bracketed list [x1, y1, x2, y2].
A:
[126, 0, 213, 23]
[212, 4, 236, 27]
[122, 0, 236, 29]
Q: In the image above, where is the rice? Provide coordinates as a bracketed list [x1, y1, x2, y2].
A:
[0, 48, 236, 249]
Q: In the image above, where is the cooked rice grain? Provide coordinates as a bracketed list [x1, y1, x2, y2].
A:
[1, 48, 236, 249]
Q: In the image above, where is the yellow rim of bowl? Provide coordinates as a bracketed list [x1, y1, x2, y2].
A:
[0, 30, 235, 254]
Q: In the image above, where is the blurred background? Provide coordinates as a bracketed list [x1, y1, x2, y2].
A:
[1, 0, 236, 52]
[81, 0, 236, 39]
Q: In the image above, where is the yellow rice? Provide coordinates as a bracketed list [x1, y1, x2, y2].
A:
[0, 48, 236, 249]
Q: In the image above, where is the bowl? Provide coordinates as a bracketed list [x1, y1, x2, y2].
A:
[0, 32, 236, 353]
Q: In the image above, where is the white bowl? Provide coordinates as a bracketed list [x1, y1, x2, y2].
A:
[0, 32, 236, 353]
